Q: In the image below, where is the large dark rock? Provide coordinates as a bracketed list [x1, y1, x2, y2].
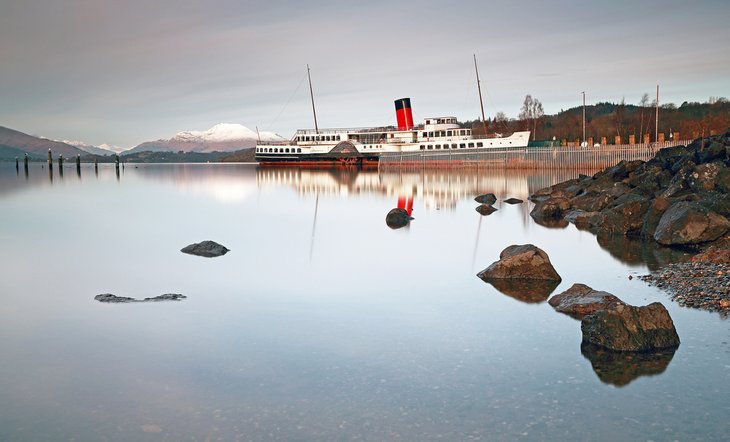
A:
[476, 204, 497, 215]
[581, 342, 676, 387]
[695, 141, 726, 164]
[653, 201, 730, 245]
[591, 194, 651, 236]
[385, 208, 412, 229]
[530, 197, 571, 220]
[548, 283, 625, 319]
[564, 210, 599, 228]
[640, 197, 670, 238]
[716, 167, 730, 193]
[581, 302, 680, 352]
[181, 240, 230, 257]
[474, 193, 497, 205]
[687, 162, 723, 192]
[477, 244, 561, 282]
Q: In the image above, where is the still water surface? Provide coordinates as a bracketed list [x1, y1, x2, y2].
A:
[0, 163, 728, 441]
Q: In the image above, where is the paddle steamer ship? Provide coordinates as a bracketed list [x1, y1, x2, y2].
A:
[255, 98, 530, 166]
[255, 60, 529, 166]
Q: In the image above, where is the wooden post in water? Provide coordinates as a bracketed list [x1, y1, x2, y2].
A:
[47, 148, 52, 170]
[16, 157, 19, 173]
[94, 157, 98, 176]
[24, 153, 29, 176]
[76, 154, 81, 176]
[58, 154, 64, 176]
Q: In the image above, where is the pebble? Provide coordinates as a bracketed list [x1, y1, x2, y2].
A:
[639, 262, 730, 316]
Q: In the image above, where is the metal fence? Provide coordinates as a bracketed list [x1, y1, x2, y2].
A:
[378, 140, 691, 172]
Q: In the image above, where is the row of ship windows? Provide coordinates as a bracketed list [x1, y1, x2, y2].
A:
[257, 147, 302, 153]
[423, 130, 470, 137]
[420, 141, 512, 150]
[297, 135, 342, 142]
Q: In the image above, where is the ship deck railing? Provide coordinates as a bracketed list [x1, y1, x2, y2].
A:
[295, 126, 398, 135]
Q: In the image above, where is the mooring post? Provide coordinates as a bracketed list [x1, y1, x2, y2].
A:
[24, 153, 29, 176]
[16, 157, 19, 173]
[47, 148, 52, 170]
[94, 157, 98, 176]
[58, 154, 64, 176]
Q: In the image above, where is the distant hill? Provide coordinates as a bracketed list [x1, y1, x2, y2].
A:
[125, 123, 285, 155]
[0, 126, 87, 157]
[464, 98, 730, 142]
[0, 143, 42, 160]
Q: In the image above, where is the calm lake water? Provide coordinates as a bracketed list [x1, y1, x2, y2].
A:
[1, 162, 728, 441]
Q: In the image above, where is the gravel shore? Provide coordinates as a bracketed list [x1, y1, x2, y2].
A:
[639, 260, 730, 316]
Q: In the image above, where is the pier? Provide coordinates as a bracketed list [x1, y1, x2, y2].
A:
[378, 140, 691, 172]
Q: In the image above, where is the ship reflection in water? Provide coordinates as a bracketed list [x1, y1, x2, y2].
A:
[255, 167, 581, 211]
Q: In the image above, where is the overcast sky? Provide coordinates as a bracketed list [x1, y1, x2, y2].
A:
[1, 0, 728, 148]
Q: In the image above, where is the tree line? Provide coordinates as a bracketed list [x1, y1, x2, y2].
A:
[463, 95, 730, 143]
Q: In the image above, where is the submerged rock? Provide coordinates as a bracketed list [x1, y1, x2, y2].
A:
[385, 208, 412, 229]
[548, 283, 625, 319]
[474, 193, 497, 205]
[475, 204, 497, 216]
[95, 293, 187, 303]
[181, 240, 230, 257]
[477, 244, 561, 282]
[503, 198, 524, 204]
[581, 302, 680, 352]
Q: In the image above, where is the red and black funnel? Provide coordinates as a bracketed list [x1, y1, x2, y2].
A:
[394, 98, 414, 131]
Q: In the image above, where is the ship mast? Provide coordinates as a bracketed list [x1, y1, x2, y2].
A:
[473, 54, 488, 137]
[307, 64, 319, 134]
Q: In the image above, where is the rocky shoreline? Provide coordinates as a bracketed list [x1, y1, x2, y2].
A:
[529, 130, 730, 314]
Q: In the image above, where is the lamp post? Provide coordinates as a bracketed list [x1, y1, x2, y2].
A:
[581, 91, 586, 146]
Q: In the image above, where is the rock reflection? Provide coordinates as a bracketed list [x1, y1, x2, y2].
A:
[533, 217, 569, 229]
[580, 342, 676, 387]
[481, 278, 560, 303]
[596, 233, 692, 271]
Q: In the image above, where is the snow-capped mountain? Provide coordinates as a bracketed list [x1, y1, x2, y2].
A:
[63, 140, 123, 156]
[126, 123, 285, 154]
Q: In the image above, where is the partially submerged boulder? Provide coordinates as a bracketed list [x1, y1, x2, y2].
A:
[95, 293, 186, 303]
[477, 244, 561, 282]
[181, 240, 230, 257]
[530, 197, 571, 220]
[581, 302, 680, 352]
[95, 294, 135, 303]
[548, 283, 625, 319]
[385, 208, 412, 229]
[503, 198, 523, 204]
[475, 193, 497, 205]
